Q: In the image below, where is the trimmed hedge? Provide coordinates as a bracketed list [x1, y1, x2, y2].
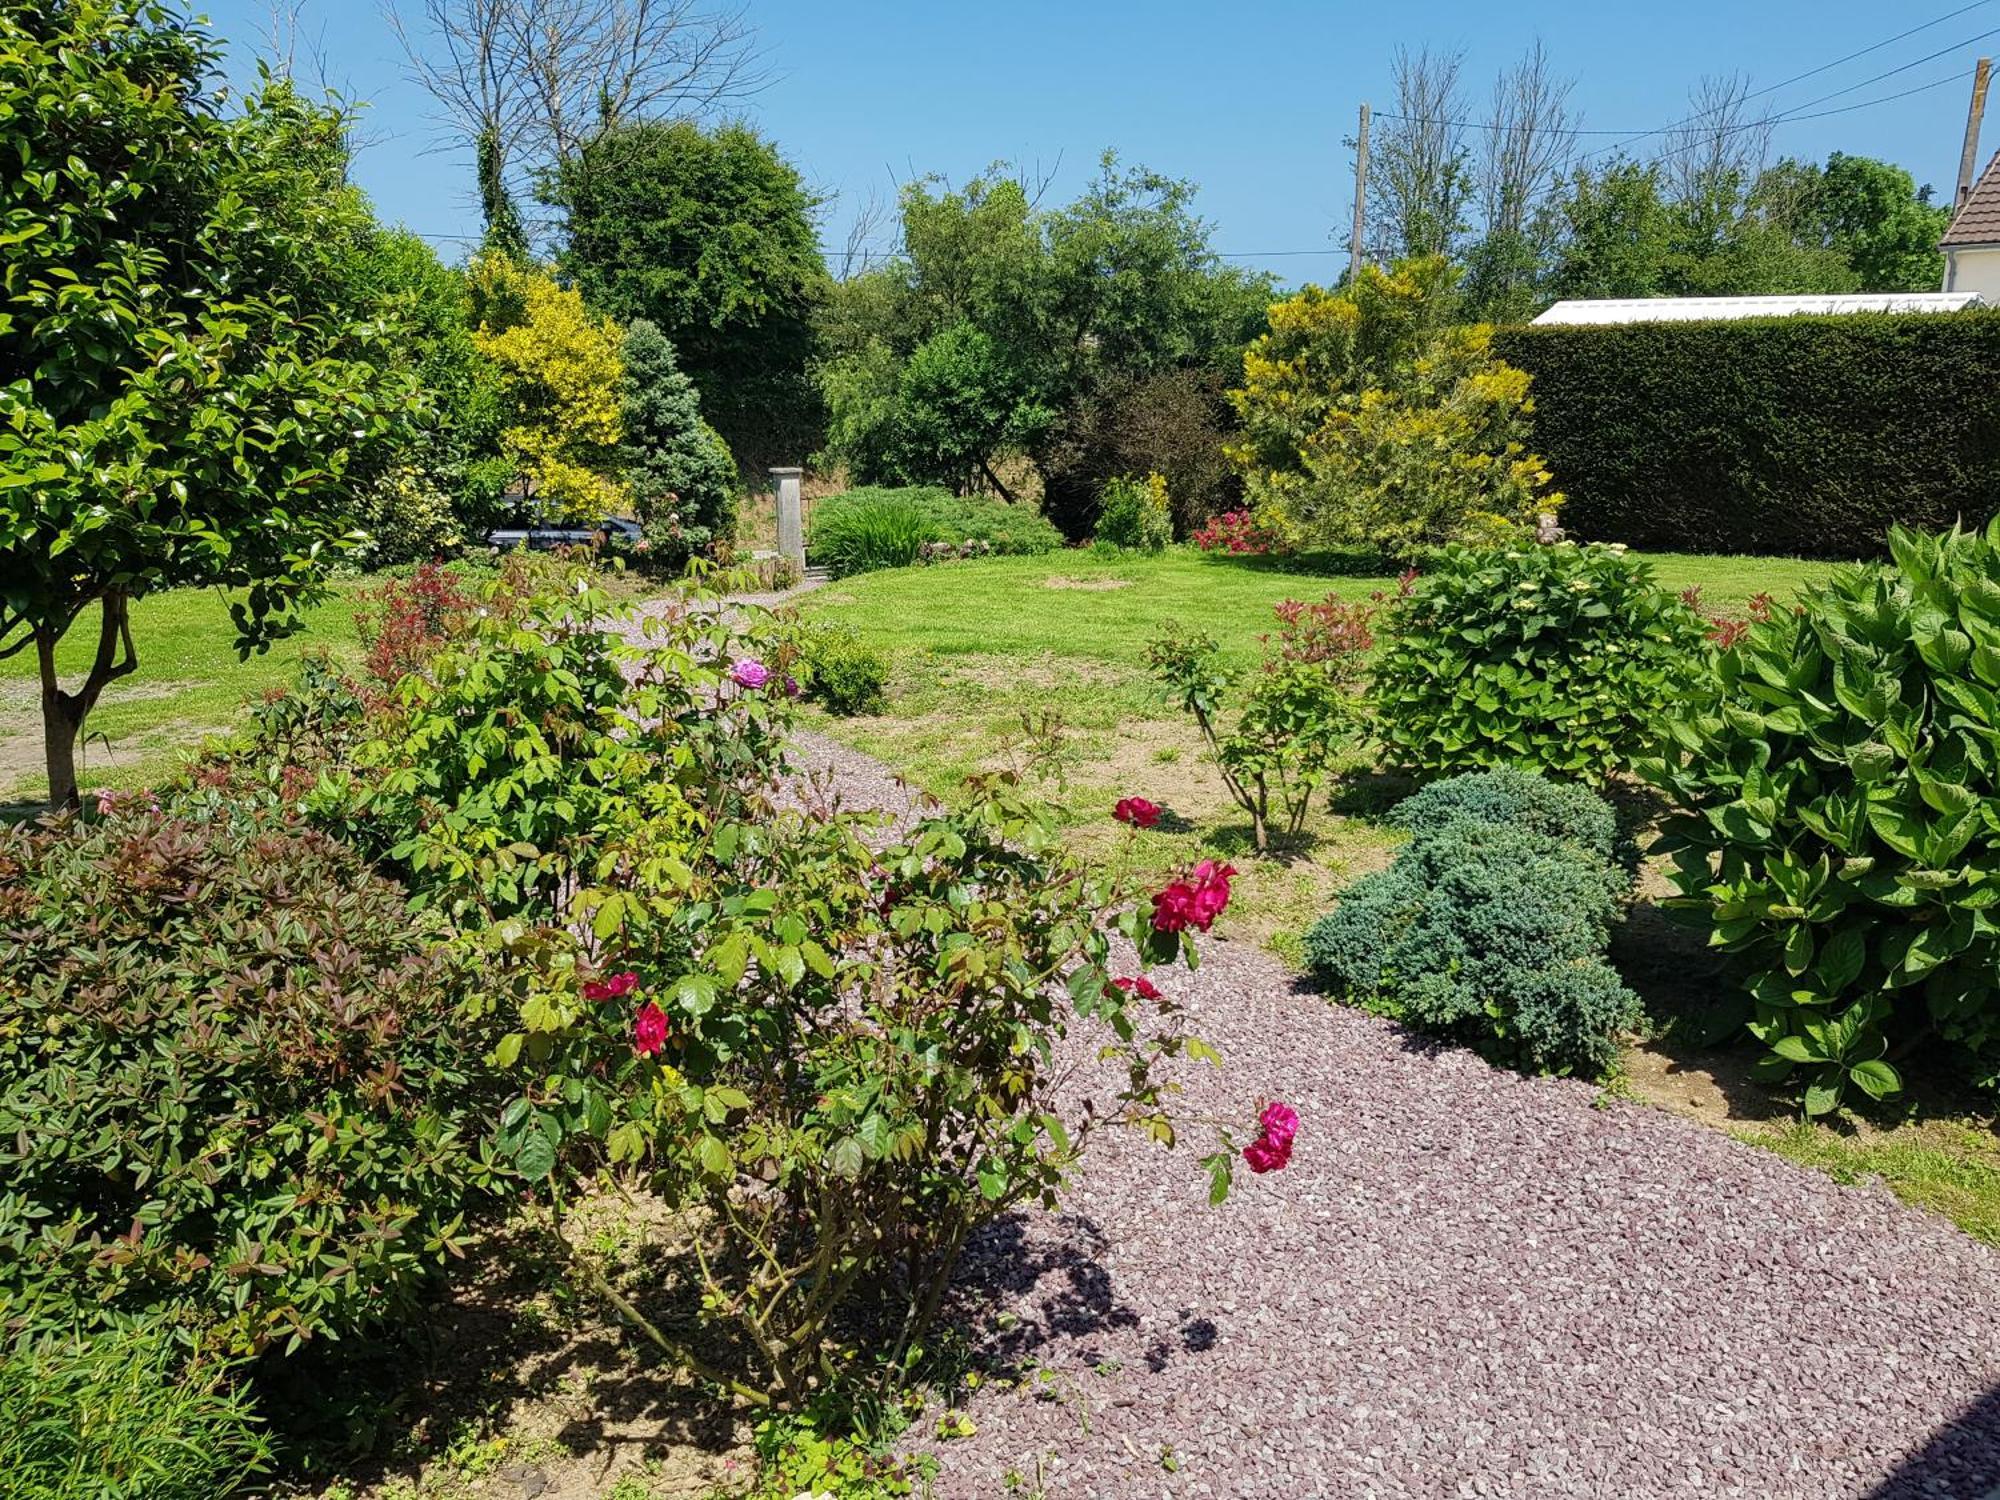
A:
[1492, 311, 2000, 558]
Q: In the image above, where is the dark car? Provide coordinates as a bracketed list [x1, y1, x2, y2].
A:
[485, 515, 643, 552]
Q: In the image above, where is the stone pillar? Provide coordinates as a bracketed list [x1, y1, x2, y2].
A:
[771, 466, 805, 569]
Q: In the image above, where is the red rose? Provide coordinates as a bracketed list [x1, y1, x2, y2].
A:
[1111, 975, 1164, 1001]
[1113, 796, 1163, 829]
[632, 1001, 670, 1056]
[583, 970, 640, 1002]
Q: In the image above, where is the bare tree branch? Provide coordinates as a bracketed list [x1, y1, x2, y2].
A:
[387, 0, 768, 246]
[1480, 40, 1577, 243]
[1368, 45, 1475, 263]
[1660, 72, 1774, 205]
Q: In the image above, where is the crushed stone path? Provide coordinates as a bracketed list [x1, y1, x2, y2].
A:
[787, 733, 2000, 1500]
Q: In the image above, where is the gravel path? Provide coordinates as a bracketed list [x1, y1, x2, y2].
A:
[780, 734, 2000, 1500]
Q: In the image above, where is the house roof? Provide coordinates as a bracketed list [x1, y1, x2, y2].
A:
[1944, 150, 2000, 248]
[1530, 292, 1983, 326]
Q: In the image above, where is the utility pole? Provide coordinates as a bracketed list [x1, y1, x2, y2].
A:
[1349, 102, 1371, 284]
[1957, 57, 1991, 210]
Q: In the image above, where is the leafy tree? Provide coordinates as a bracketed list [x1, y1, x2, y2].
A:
[1540, 159, 1679, 301]
[1227, 257, 1556, 555]
[469, 253, 628, 521]
[1805, 152, 1949, 292]
[0, 2, 417, 808]
[618, 318, 737, 567]
[549, 119, 827, 469]
[816, 155, 1270, 536]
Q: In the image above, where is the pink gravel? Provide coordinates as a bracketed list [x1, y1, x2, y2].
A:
[784, 733, 2000, 1500]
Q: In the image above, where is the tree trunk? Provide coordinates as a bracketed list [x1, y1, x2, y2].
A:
[37, 592, 137, 810]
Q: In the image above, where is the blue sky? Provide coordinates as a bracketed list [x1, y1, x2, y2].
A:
[200, 0, 2000, 283]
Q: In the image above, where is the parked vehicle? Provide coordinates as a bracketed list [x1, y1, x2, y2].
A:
[485, 515, 643, 552]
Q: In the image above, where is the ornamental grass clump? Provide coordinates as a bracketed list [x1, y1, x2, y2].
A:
[1303, 768, 1640, 1078]
[1371, 541, 1711, 784]
[1645, 520, 2000, 1114]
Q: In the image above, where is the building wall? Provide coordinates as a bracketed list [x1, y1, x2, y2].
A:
[1945, 245, 2000, 300]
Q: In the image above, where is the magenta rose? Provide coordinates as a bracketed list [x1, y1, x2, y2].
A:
[730, 658, 771, 689]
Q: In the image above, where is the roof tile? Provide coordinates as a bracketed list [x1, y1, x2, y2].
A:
[1943, 150, 2000, 247]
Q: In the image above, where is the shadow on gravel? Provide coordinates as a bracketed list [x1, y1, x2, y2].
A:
[1865, 1380, 2000, 1499]
[949, 1212, 1160, 1374]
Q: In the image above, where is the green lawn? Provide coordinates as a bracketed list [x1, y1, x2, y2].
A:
[798, 545, 1835, 954]
[1, 584, 368, 805]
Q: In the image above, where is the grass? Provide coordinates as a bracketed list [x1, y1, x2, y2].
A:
[796, 544, 2000, 1246]
[798, 545, 1832, 949]
[0, 584, 368, 804]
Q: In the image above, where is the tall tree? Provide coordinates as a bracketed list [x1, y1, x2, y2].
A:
[548, 118, 827, 469]
[391, 0, 763, 245]
[1367, 46, 1476, 263]
[0, 2, 417, 807]
[814, 155, 1271, 536]
[1463, 42, 1576, 323]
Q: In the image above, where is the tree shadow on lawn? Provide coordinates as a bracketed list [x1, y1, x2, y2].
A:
[1187, 548, 1389, 580]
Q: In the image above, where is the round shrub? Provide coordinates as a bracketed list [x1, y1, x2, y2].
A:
[1389, 764, 1618, 861]
[1372, 542, 1710, 783]
[0, 795, 509, 1354]
[1094, 472, 1172, 552]
[1304, 774, 1640, 1078]
[795, 620, 888, 716]
[1647, 521, 2000, 1113]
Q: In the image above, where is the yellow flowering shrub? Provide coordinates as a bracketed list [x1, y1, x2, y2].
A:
[469, 253, 628, 519]
[1227, 256, 1558, 557]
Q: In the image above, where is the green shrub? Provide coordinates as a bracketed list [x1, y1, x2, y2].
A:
[1303, 771, 1639, 1077]
[796, 622, 889, 716]
[1492, 311, 2000, 557]
[808, 486, 1061, 577]
[620, 318, 738, 571]
[1094, 472, 1173, 551]
[0, 1325, 270, 1500]
[0, 795, 508, 1353]
[1389, 763, 1618, 860]
[1646, 520, 2000, 1113]
[1372, 542, 1710, 783]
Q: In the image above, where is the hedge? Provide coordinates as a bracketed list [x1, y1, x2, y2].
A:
[1492, 311, 2000, 558]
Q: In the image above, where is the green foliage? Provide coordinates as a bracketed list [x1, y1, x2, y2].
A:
[1147, 595, 1373, 852]
[618, 319, 738, 570]
[747, 1404, 934, 1499]
[808, 486, 1061, 577]
[1227, 258, 1558, 556]
[0, 794, 507, 1354]
[1372, 543, 1711, 783]
[1644, 520, 2000, 1114]
[1540, 151, 1947, 303]
[550, 119, 827, 468]
[1095, 473, 1173, 552]
[1303, 770, 1639, 1077]
[815, 155, 1270, 532]
[1491, 312, 2000, 558]
[0, 3, 421, 804]
[795, 621, 889, 716]
[0, 1325, 270, 1500]
[348, 466, 463, 569]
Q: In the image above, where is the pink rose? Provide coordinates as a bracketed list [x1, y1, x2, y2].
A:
[730, 658, 771, 689]
[1151, 860, 1237, 934]
[632, 1001, 671, 1056]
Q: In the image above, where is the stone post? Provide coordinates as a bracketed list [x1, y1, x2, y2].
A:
[771, 466, 805, 570]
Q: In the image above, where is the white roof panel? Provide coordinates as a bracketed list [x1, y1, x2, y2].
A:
[1530, 292, 1984, 326]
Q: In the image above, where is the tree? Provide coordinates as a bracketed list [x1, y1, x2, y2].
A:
[617, 318, 736, 566]
[468, 253, 628, 520]
[1366, 47, 1476, 263]
[1227, 258, 1557, 556]
[815, 155, 1270, 536]
[549, 119, 827, 468]
[0, 3, 417, 808]
[390, 0, 763, 246]
[1813, 152, 1950, 291]
[1463, 42, 1576, 323]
